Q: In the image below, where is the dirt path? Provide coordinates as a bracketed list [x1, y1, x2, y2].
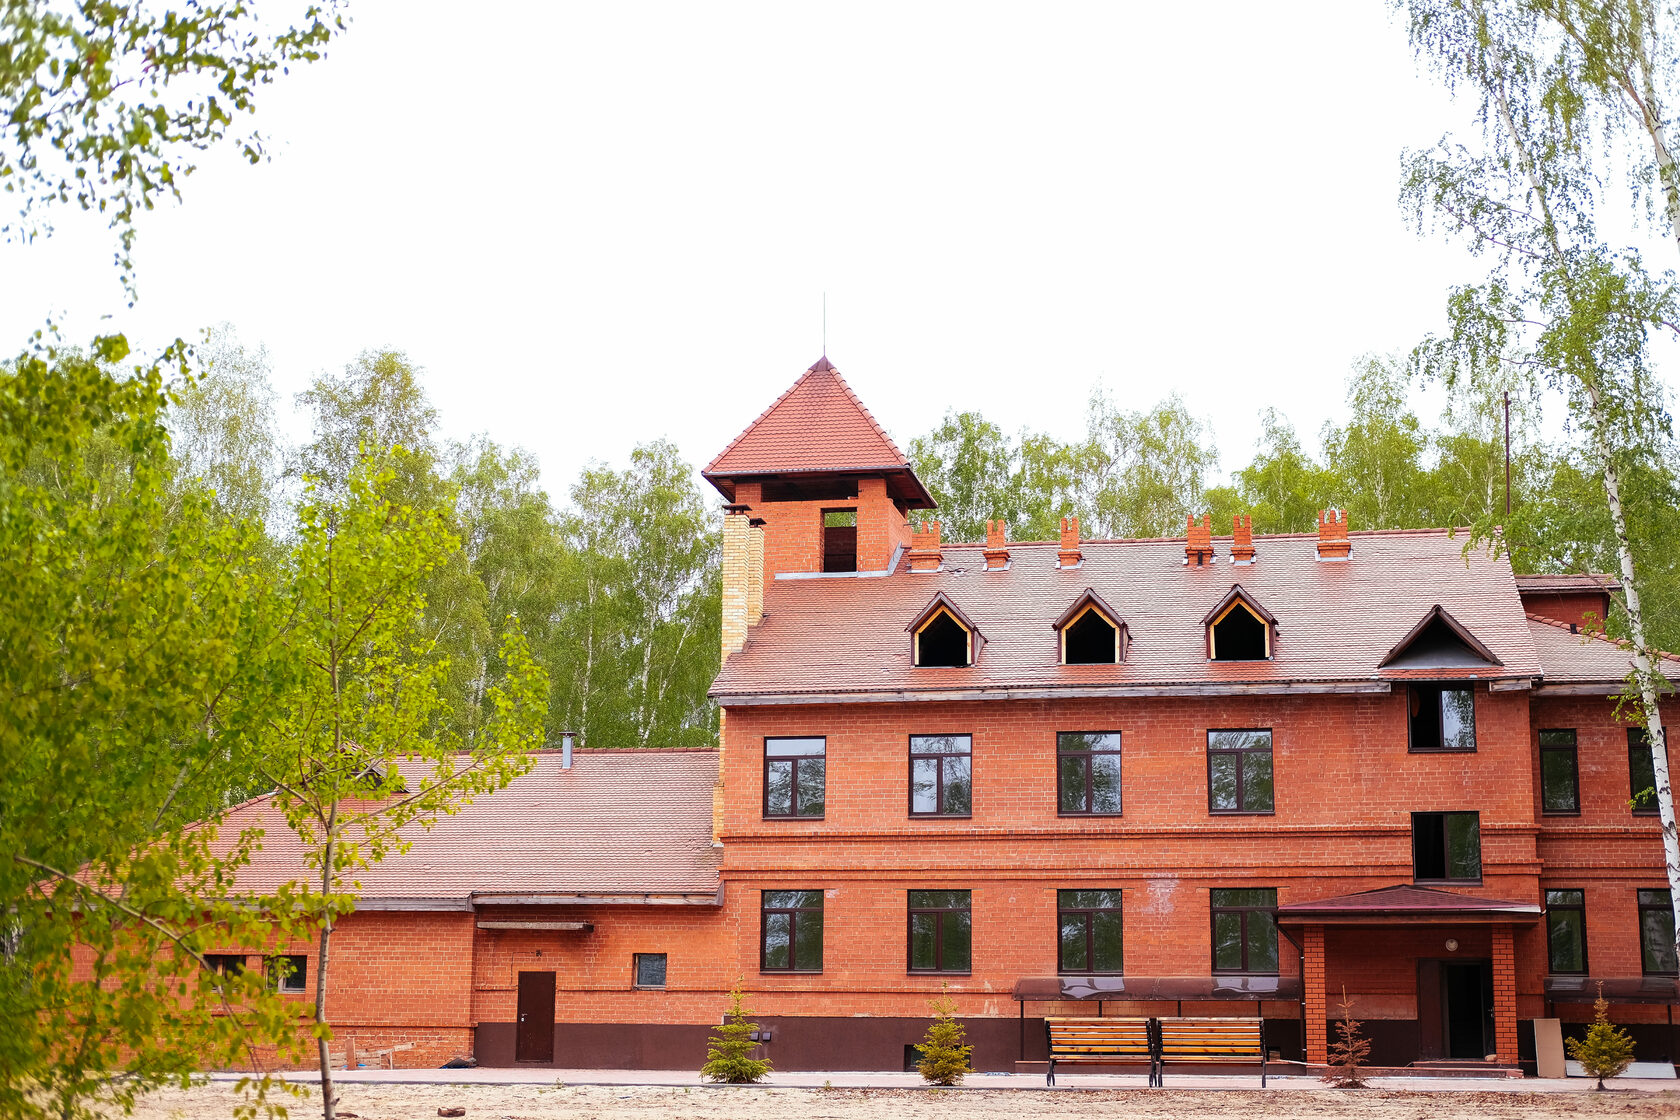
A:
[120, 1082, 1680, 1120]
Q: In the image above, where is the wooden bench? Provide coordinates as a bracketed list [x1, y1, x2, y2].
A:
[1155, 1016, 1268, 1086]
[1044, 1016, 1157, 1086]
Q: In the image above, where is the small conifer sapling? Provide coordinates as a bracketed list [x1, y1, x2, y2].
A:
[701, 980, 772, 1084]
[1322, 987, 1372, 1088]
[915, 988, 974, 1087]
[1566, 984, 1635, 1089]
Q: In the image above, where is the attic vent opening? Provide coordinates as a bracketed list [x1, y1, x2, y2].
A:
[916, 609, 970, 668]
[1063, 607, 1118, 665]
[822, 508, 857, 573]
[1210, 601, 1269, 661]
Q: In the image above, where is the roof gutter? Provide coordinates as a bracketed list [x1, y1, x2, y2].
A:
[714, 681, 1400, 705]
[470, 888, 724, 907]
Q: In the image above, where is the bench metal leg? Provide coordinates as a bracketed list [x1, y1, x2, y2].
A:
[1046, 1059, 1055, 1087]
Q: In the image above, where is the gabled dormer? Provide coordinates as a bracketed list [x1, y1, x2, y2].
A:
[1203, 584, 1276, 661]
[1379, 605, 1502, 670]
[1053, 588, 1128, 665]
[909, 592, 982, 668]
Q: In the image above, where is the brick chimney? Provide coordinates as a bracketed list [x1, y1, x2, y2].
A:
[909, 520, 943, 572]
[1231, 514, 1255, 565]
[983, 520, 1010, 570]
[1317, 508, 1351, 560]
[721, 507, 766, 658]
[1185, 514, 1214, 567]
[1058, 517, 1082, 568]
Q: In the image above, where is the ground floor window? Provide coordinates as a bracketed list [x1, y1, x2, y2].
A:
[633, 953, 667, 989]
[908, 890, 972, 974]
[761, 890, 823, 972]
[1639, 889, 1677, 975]
[1630, 728, 1663, 815]
[268, 954, 308, 992]
[1544, 889, 1586, 974]
[1210, 888, 1278, 974]
[1058, 889, 1123, 973]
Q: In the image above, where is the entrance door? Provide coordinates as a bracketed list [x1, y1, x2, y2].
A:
[515, 971, 555, 1063]
[1441, 961, 1492, 1060]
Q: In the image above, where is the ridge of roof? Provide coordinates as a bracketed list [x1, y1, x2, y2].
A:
[702, 360, 910, 477]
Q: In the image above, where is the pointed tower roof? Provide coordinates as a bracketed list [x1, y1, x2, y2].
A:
[704, 357, 933, 507]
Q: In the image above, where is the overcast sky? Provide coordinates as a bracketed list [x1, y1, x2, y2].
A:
[2, 1, 1674, 503]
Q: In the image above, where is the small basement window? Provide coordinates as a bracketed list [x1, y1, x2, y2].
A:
[1210, 600, 1269, 661]
[822, 509, 857, 573]
[916, 609, 971, 667]
[1063, 607, 1118, 665]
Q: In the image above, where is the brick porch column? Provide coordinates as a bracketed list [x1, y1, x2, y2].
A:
[1492, 924, 1518, 1065]
[1304, 924, 1327, 1064]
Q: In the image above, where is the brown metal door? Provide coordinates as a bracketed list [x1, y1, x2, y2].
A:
[515, 971, 555, 1062]
[1416, 959, 1444, 1061]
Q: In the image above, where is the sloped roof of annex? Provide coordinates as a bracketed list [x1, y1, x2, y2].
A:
[710, 527, 1543, 704]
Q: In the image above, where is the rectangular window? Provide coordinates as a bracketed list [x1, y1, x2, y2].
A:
[205, 953, 246, 976]
[764, 737, 825, 819]
[909, 735, 972, 817]
[1630, 728, 1663, 815]
[1210, 888, 1279, 974]
[1545, 889, 1587, 974]
[907, 890, 972, 974]
[822, 508, 858, 573]
[1057, 889, 1123, 974]
[1409, 684, 1477, 751]
[1640, 889, 1677, 975]
[1539, 730, 1580, 814]
[1057, 732, 1122, 815]
[1412, 811, 1482, 882]
[633, 953, 667, 989]
[1207, 729, 1274, 814]
[760, 890, 823, 972]
[268, 954, 307, 993]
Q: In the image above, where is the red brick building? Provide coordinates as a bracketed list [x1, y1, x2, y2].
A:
[213, 358, 1678, 1074]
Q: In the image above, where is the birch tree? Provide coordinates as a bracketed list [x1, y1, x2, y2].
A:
[1400, 0, 1680, 961]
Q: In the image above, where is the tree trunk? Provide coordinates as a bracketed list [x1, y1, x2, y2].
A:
[1629, 28, 1680, 263]
[315, 812, 338, 1120]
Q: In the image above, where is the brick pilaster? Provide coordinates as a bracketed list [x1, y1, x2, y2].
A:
[1304, 924, 1327, 1064]
[1493, 923, 1518, 1065]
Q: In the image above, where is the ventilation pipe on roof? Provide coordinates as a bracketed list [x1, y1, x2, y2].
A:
[1185, 514, 1214, 567]
[909, 520, 942, 572]
[1316, 509, 1352, 560]
[983, 520, 1010, 570]
[1058, 517, 1083, 569]
[1231, 514, 1256, 566]
[562, 733, 575, 769]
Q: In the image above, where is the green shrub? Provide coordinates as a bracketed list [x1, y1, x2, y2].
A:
[701, 980, 772, 1084]
[915, 989, 973, 1087]
[1567, 985, 1635, 1089]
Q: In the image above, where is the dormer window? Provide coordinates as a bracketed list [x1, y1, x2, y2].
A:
[1203, 585, 1275, 662]
[1053, 589, 1128, 665]
[908, 592, 982, 668]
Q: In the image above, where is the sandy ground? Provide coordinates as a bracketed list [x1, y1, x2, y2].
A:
[118, 1081, 1680, 1120]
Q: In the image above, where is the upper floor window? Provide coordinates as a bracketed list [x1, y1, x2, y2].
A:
[822, 508, 857, 573]
[1053, 589, 1127, 665]
[1058, 731, 1122, 816]
[910, 735, 972, 817]
[907, 890, 971, 974]
[1409, 684, 1476, 752]
[1539, 730, 1579, 814]
[909, 593, 981, 668]
[1203, 585, 1274, 661]
[1058, 889, 1123, 974]
[1630, 727, 1665, 815]
[1210, 888, 1278, 974]
[1412, 811, 1481, 883]
[764, 737, 825, 819]
[1544, 889, 1586, 974]
[1207, 729, 1274, 814]
[761, 890, 823, 972]
[1640, 889, 1677, 975]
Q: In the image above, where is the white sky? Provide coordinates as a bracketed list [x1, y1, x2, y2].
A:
[2, 1, 1675, 501]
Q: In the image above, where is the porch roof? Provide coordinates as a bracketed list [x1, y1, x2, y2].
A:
[1275, 884, 1540, 925]
[1012, 975, 1302, 1002]
[1543, 975, 1680, 1005]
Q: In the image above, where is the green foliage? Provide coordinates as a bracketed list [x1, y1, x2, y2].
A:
[908, 410, 1076, 542]
[0, 0, 346, 298]
[168, 325, 282, 528]
[1566, 987, 1636, 1088]
[1323, 988, 1372, 1088]
[915, 990, 974, 1086]
[0, 344, 305, 1119]
[701, 981, 772, 1084]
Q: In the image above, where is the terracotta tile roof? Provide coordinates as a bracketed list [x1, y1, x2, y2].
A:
[1277, 884, 1540, 921]
[1526, 614, 1679, 689]
[703, 360, 932, 506]
[210, 750, 721, 902]
[712, 528, 1544, 701]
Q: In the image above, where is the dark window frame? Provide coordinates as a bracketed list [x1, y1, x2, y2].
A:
[1411, 811, 1483, 884]
[1639, 889, 1677, 976]
[632, 952, 668, 989]
[1209, 888, 1280, 975]
[269, 953, 308, 993]
[907, 890, 973, 975]
[1407, 683, 1478, 753]
[205, 953, 246, 976]
[1057, 889, 1124, 975]
[1206, 728, 1275, 815]
[1629, 727, 1665, 816]
[762, 736, 826, 820]
[1539, 729, 1581, 815]
[759, 890, 824, 974]
[1544, 889, 1588, 975]
[1057, 731, 1123, 817]
[908, 734, 973, 818]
